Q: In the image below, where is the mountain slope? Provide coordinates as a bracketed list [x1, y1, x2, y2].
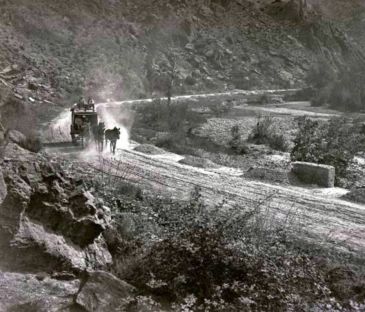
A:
[0, 0, 364, 111]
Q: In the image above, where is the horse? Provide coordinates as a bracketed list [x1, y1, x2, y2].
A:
[92, 122, 105, 152]
[105, 127, 120, 154]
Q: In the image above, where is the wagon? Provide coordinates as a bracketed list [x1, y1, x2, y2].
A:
[70, 104, 98, 147]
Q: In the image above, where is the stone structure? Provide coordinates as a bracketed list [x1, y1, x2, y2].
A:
[291, 161, 335, 188]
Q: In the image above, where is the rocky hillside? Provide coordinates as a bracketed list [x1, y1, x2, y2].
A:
[0, 142, 134, 310]
[0, 0, 364, 116]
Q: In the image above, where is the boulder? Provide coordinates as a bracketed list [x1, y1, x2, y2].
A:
[291, 161, 335, 187]
[69, 190, 98, 218]
[0, 145, 111, 272]
[0, 271, 80, 312]
[8, 129, 26, 145]
[75, 271, 135, 312]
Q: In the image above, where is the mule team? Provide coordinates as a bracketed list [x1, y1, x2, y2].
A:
[91, 123, 120, 154]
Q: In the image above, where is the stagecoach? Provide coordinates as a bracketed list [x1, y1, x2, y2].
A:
[70, 102, 98, 147]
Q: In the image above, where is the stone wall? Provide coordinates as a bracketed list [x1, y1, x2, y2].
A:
[291, 161, 335, 187]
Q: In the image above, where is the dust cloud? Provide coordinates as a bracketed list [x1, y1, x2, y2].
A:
[96, 104, 130, 150]
[49, 101, 132, 152]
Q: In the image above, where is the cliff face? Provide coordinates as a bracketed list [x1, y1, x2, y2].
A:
[0, 0, 363, 109]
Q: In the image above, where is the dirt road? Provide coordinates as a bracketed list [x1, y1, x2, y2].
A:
[45, 146, 364, 255]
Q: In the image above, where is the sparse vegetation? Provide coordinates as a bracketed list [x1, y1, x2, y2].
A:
[133, 98, 237, 157]
[228, 125, 248, 155]
[108, 188, 365, 311]
[2, 1, 365, 310]
[248, 117, 289, 152]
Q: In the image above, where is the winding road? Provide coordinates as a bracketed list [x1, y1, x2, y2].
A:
[44, 90, 365, 255]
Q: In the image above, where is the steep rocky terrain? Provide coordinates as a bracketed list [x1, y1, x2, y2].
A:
[0, 142, 139, 311]
[0, 0, 364, 120]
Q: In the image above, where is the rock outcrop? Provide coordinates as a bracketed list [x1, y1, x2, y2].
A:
[74, 271, 136, 312]
[0, 143, 112, 273]
[0, 271, 81, 312]
[0, 142, 139, 311]
[8, 129, 26, 146]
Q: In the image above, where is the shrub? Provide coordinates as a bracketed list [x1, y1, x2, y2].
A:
[248, 117, 273, 145]
[248, 117, 289, 152]
[228, 125, 248, 155]
[267, 132, 290, 152]
[121, 189, 365, 311]
[291, 117, 365, 183]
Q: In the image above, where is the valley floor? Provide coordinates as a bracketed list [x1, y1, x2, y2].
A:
[44, 92, 365, 255]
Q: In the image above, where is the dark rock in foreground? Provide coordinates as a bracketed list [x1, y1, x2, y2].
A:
[0, 271, 81, 311]
[0, 143, 138, 311]
[0, 143, 111, 273]
[75, 271, 135, 312]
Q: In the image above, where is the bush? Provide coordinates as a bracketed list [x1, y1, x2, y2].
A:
[248, 117, 289, 152]
[267, 132, 290, 152]
[291, 117, 365, 183]
[248, 117, 273, 145]
[121, 189, 365, 311]
[228, 125, 248, 155]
